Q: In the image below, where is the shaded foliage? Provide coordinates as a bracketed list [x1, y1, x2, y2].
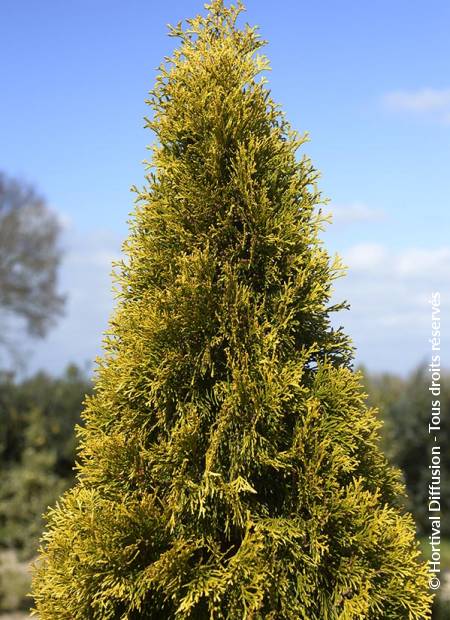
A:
[363, 366, 450, 536]
[0, 365, 91, 559]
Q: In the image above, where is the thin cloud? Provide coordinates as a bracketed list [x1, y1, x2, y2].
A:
[344, 243, 387, 271]
[328, 202, 386, 224]
[382, 88, 450, 124]
[343, 243, 450, 279]
[332, 243, 450, 372]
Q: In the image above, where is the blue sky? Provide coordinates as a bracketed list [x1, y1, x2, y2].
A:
[1, 0, 449, 375]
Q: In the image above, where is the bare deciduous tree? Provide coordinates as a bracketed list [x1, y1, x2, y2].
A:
[0, 173, 65, 345]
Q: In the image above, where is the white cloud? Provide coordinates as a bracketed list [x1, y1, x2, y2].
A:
[343, 243, 450, 279]
[54, 209, 73, 231]
[382, 88, 450, 124]
[327, 202, 386, 224]
[64, 228, 122, 267]
[344, 242, 388, 271]
[396, 247, 450, 277]
[332, 243, 450, 372]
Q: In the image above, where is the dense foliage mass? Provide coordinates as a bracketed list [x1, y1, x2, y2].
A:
[0, 365, 91, 560]
[31, 2, 432, 618]
[364, 367, 450, 537]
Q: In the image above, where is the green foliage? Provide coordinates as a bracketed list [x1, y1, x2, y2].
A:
[432, 596, 450, 620]
[365, 367, 450, 536]
[0, 363, 91, 474]
[32, 2, 432, 618]
[419, 538, 450, 574]
[0, 422, 68, 560]
[0, 364, 91, 561]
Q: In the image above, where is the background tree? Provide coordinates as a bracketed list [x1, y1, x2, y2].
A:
[360, 367, 405, 464]
[364, 366, 450, 537]
[32, 2, 432, 618]
[0, 364, 92, 560]
[0, 172, 65, 358]
[0, 412, 67, 561]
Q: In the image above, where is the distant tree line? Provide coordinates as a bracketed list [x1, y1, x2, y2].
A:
[363, 366, 450, 537]
[0, 364, 92, 560]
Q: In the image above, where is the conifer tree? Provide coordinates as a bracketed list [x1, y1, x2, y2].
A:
[32, 2, 433, 618]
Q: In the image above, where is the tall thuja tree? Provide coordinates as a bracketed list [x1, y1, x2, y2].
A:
[32, 2, 432, 618]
